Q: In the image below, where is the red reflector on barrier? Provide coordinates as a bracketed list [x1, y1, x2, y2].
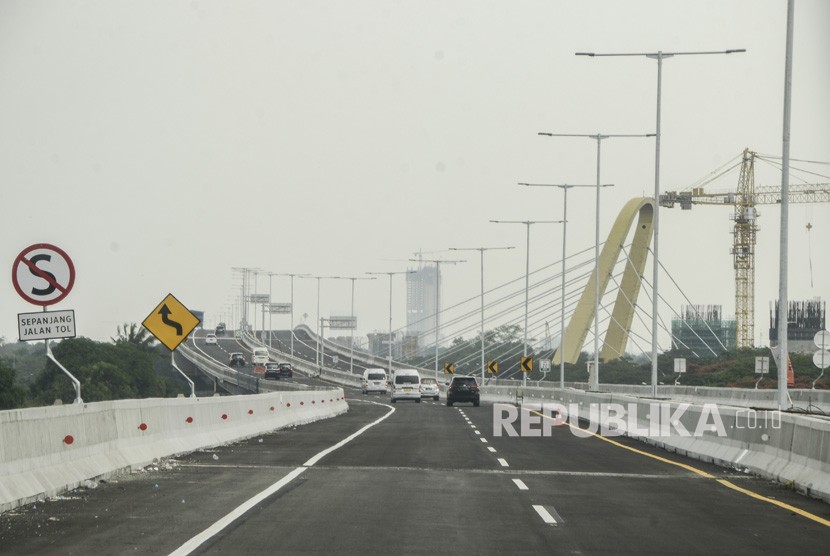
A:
[186, 417, 193, 423]
[270, 406, 275, 411]
[286, 403, 291, 407]
[63, 435, 74, 445]
[248, 409, 254, 415]
[139, 423, 148, 431]
[221, 414, 228, 420]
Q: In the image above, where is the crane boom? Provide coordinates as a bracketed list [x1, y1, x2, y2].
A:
[660, 182, 830, 208]
[660, 148, 830, 349]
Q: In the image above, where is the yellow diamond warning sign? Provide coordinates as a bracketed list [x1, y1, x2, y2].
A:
[142, 293, 200, 351]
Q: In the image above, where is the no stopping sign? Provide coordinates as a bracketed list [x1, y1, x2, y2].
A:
[12, 243, 76, 306]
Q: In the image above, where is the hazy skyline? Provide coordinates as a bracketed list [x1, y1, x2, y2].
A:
[1, 1, 828, 354]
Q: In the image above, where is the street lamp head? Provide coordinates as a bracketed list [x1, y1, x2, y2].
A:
[519, 183, 596, 189]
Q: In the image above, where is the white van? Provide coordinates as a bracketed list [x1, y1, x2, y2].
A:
[362, 368, 388, 394]
[251, 347, 269, 365]
[390, 369, 421, 403]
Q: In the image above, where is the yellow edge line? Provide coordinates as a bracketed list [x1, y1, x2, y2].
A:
[526, 407, 830, 528]
[715, 479, 830, 528]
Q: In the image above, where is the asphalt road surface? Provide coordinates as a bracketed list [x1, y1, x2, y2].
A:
[2, 393, 829, 555]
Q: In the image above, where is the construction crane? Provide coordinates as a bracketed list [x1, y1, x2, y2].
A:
[660, 148, 830, 349]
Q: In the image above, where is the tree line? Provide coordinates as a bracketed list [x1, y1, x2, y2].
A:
[0, 324, 186, 410]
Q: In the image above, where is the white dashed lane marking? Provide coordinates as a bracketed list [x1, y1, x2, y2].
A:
[498, 458, 509, 467]
[533, 505, 558, 525]
[512, 479, 528, 491]
[487, 447, 497, 453]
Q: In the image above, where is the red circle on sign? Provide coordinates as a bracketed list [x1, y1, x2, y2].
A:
[12, 243, 76, 306]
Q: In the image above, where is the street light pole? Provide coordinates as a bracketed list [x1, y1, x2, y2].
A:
[270, 273, 310, 358]
[336, 276, 376, 374]
[519, 184, 593, 389]
[299, 275, 342, 369]
[490, 220, 561, 387]
[537, 132, 653, 390]
[577, 47, 745, 397]
[409, 258, 465, 380]
[367, 270, 414, 376]
[267, 273, 274, 348]
[449, 246, 515, 382]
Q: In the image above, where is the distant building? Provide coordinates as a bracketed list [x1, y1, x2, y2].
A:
[401, 332, 420, 360]
[769, 298, 826, 354]
[671, 304, 736, 353]
[406, 265, 438, 345]
[367, 331, 400, 360]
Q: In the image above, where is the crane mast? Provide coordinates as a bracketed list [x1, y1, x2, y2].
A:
[732, 149, 757, 348]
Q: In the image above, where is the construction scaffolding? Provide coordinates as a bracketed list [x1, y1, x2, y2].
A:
[671, 304, 736, 353]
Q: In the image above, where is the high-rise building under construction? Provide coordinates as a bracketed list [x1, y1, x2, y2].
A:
[406, 265, 437, 346]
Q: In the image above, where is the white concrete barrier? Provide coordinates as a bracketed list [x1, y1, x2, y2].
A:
[0, 389, 347, 513]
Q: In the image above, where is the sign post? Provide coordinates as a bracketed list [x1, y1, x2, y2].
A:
[143, 293, 201, 398]
[11, 243, 81, 403]
[755, 356, 770, 389]
[673, 358, 686, 385]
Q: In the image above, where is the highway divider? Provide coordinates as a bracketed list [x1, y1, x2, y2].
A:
[0, 389, 347, 513]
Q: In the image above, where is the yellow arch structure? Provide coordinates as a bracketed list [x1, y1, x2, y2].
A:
[553, 197, 655, 365]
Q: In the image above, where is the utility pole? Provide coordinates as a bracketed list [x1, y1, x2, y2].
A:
[409, 258, 465, 380]
[449, 246, 514, 381]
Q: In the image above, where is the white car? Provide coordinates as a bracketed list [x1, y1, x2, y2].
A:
[205, 333, 217, 345]
[390, 369, 421, 403]
[420, 377, 439, 400]
[362, 369, 388, 394]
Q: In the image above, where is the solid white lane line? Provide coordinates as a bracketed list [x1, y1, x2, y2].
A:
[487, 447, 497, 453]
[498, 458, 509, 467]
[171, 401, 395, 555]
[513, 479, 529, 491]
[170, 467, 307, 556]
[533, 505, 557, 525]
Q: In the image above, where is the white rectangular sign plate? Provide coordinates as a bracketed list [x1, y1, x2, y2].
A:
[18, 309, 76, 341]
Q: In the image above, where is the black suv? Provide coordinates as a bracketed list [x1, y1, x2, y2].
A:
[228, 352, 247, 367]
[278, 363, 293, 378]
[446, 376, 480, 407]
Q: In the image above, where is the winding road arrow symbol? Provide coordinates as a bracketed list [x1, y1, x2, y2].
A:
[158, 304, 183, 336]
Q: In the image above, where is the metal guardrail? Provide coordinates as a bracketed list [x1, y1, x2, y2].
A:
[178, 340, 308, 393]
[292, 324, 434, 376]
[239, 330, 362, 389]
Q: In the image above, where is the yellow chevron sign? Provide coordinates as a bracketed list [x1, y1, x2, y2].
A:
[487, 360, 499, 375]
[444, 362, 455, 374]
[521, 356, 533, 373]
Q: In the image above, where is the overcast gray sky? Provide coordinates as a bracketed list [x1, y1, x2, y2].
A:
[1, 0, 828, 352]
